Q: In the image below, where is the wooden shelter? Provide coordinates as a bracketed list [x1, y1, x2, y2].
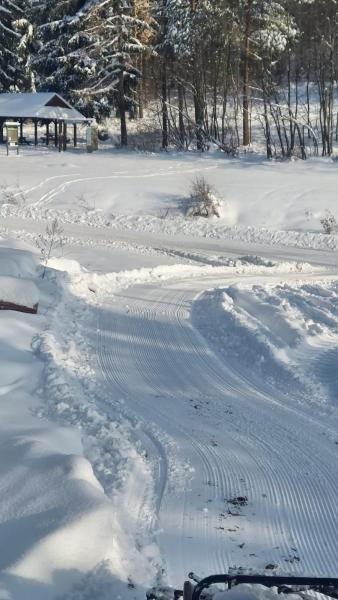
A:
[0, 92, 90, 151]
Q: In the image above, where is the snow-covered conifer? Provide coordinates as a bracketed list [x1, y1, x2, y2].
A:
[0, 0, 32, 91]
[32, 0, 95, 110]
[79, 0, 154, 144]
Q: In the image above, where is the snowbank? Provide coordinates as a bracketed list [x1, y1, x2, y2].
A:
[0, 239, 39, 310]
[48, 256, 325, 304]
[0, 238, 134, 600]
[0, 237, 39, 278]
[0, 275, 39, 308]
[192, 280, 338, 416]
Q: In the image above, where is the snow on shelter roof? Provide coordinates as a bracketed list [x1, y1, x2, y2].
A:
[0, 93, 89, 122]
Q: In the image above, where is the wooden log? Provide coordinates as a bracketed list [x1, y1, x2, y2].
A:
[0, 301, 38, 314]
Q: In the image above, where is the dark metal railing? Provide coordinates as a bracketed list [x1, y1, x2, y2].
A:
[190, 573, 338, 600]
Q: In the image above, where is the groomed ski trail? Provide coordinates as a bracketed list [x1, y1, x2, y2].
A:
[95, 273, 338, 586]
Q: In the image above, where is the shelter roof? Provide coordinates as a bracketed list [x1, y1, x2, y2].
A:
[0, 93, 88, 122]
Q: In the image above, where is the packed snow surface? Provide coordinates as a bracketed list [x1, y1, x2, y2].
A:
[0, 149, 338, 599]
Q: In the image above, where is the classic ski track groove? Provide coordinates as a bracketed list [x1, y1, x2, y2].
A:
[93, 273, 338, 583]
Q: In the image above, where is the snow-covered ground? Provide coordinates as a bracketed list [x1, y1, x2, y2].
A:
[1, 147, 338, 237]
[1, 148, 338, 600]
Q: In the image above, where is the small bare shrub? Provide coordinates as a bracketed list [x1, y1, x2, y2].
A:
[186, 176, 222, 218]
[0, 184, 25, 207]
[320, 211, 338, 234]
[36, 218, 65, 278]
[158, 208, 170, 219]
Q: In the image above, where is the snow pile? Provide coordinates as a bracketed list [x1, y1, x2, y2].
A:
[0, 238, 39, 307]
[192, 280, 338, 415]
[48, 257, 325, 304]
[0, 238, 150, 600]
[0, 237, 39, 278]
[0, 275, 39, 307]
[31, 259, 163, 597]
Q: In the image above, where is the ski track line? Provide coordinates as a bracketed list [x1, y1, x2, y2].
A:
[188, 281, 338, 574]
[31, 165, 219, 209]
[170, 288, 326, 576]
[95, 276, 338, 580]
[20, 173, 82, 200]
[96, 288, 227, 580]
[96, 313, 170, 556]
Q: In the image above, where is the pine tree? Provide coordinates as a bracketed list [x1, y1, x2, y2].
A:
[0, 0, 31, 91]
[80, 0, 153, 144]
[32, 0, 96, 112]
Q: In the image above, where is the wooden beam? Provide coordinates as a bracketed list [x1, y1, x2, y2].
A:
[20, 119, 23, 141]
[73, 123, 77, 147]
[46, 122, 49, 146]
[54, 120, 58, 147]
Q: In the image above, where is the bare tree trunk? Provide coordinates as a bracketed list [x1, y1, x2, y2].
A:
[193, 73, 205, 150]
[270, 102, 286, 157]
[306, 66, 311, 138]
[287, 51, 295, 155]
[177, 79, 186, 147]
[242, 0, 253, 146]
[162, 59, 169, 149]
[138, 55, 145, 119]
[328, 41, 335, 155]
[221, 42, 231, 145]
[118, 70, 128, 147]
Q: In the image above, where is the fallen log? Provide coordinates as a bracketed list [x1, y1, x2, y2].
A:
[0, 301, 38, 314]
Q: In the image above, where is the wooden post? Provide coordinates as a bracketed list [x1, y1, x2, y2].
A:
[63, 121, 67, 151]
[20, 119, 23, 142]
[0, 120, 4, 144]
[34, 119, 38, 146]
[58, 121, 63, 152]
[46, 122, 50, 146]
[73, 123, 77, 147]
[54, 120, 58, 147]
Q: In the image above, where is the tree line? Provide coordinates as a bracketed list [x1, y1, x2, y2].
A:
[1, 0, 338, 157]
